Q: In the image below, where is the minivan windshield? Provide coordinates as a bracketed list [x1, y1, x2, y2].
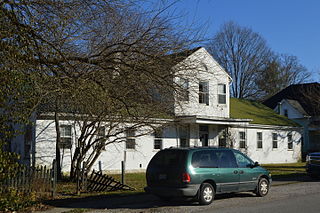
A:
[149, 149, 186, 168]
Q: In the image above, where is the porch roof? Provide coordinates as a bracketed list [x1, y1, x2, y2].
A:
[176, 115, 251, 126]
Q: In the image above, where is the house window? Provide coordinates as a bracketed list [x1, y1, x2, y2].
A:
[24, 124, 33, 158]
[239, 131, 246, 149]
[96, 126, 106, 150]
[60, 125, 72, 149]
[257, 132, 263, 149]
[288, 133, 293, 150]
[218, 84, 226, 104]
[153, 130, 163, 150]
[199, 81, 209, 105]
[272, 133, 278, 149]
[284, 109, 288, 117]
[179, 126, 189, 147]
[177, 78, 189, 101]
[126, 129, 135, 149]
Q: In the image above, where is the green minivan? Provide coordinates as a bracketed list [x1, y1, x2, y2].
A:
[145, 147, 272, 205]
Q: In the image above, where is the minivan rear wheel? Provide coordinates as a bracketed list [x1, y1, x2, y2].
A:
[199, 183, 215, 205]
[255, 178, 269, 197]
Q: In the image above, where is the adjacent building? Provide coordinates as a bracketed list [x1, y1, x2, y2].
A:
[263, 83, 320, 155]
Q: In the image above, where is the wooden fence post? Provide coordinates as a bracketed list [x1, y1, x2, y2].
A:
[81, 161, 87, 192]
[121, 161, 125, 184]
[51, 159, 57, 197]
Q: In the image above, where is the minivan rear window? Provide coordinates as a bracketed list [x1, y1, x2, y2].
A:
[149, 150, 186, 168]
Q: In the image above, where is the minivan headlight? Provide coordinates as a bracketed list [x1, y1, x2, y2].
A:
[306, 155, 310, 162]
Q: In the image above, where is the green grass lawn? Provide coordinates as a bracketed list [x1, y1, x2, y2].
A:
[262, 162, 306, 178]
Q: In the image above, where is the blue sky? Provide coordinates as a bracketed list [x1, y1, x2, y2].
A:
[171, 0, 320, 81]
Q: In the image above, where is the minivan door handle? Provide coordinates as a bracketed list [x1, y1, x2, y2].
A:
[239, 170, 244, 174]
[233, 170, 238, 174]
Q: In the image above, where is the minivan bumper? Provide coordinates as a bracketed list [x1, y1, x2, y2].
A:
[144, 184, 200, 197]
[306, 164, 320, 176]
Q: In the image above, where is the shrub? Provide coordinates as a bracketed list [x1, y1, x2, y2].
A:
[0, 188, 37, 212]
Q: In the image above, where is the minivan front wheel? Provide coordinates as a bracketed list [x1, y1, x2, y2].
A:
[199, 183, 215, 205]
[255, 178, 269, 197]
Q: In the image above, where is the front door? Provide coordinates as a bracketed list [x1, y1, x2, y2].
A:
[199, 125, 209, 147]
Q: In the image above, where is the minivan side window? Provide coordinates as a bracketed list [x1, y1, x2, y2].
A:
[191, 150, 218, 168]
[234, 151, 253, 168]
[216, 150, 238, 168]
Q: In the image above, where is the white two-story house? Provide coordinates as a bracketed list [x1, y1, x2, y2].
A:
[11, 47, 303, 172]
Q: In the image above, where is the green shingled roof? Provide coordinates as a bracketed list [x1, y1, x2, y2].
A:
[230, 98, 300, 127]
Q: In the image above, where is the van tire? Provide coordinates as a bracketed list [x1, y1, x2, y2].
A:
[199, 183, 215, 205]
[255, 178, 269, 197]
[158, 196, 172, 202]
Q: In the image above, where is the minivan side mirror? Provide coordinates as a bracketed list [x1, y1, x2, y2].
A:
[249, 161, 260, 168]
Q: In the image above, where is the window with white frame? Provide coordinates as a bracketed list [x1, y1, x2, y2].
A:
[239, 131, 246, 149]
[60, 125, 72, 149]
[272, 133, 278, 149]
[153, 129, 163, 150]
[218, 84, 226, 104]
[288, 133, 293, 150]
[96, 126, 106, 150]
[257, 132, 263, 149]
[177, 78, 189, 101]
[125, 129, 135, 149]
[199, 81, 209, 105]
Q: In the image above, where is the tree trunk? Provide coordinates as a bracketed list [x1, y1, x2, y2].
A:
[54, 110, 62, 180]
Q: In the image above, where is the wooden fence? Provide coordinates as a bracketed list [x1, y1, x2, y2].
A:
[86, 170, 135, 192]
[0, 160, 57, 197]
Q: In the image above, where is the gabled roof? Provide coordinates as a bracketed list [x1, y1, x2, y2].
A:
[230, 98, 300, 127]
[263, 82, 320, 116]
[170, 47, 232, 81]
[284, 99, 308, 116]
[166, 47, 202, 64]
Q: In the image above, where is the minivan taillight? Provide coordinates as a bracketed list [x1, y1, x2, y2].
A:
[182, 172, 191, 183]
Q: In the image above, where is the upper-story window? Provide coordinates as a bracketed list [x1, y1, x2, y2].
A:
[199, 81, 209, 105]
[177, 78, 189, 101]
[218, 84, 226, 104]
[284, 109, 288, 117]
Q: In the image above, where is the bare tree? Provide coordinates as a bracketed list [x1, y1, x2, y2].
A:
[207, 21, 272, 99]
[256, 54, 311, 100]
[2, 0, 205, 181]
